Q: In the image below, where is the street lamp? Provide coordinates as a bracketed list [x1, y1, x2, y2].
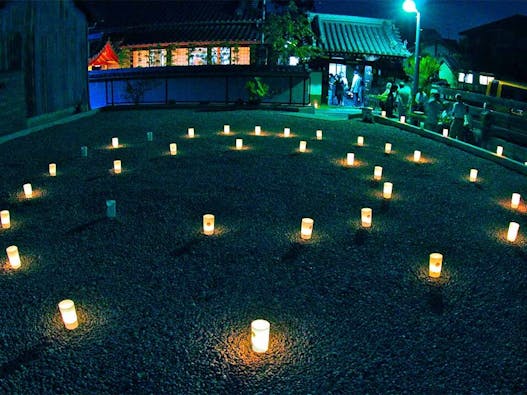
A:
[403, 0, 420, 111]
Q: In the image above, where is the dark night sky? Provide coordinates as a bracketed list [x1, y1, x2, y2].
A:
[313, 0, 527, 39]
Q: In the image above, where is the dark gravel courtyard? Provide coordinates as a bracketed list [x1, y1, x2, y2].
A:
[0, 109, 526, 394]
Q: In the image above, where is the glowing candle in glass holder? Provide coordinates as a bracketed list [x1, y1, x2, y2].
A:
[300, 217, 314, 240]
[429, 253, 443, 278]
[1, 210, 10, 229]
[442, 128, 448, 137]
[469, 168, 478, 182]
[188, 127, 195, 138]
[373, 166, 383, 180]
[112, 137, 119, 148]
[299, 141, 307, 152]
[496, 145, 503, 156]
[361, 208, 372, 228]
[49, 163, 57, 177]
[170, 143, 177, 156]
[203, 214, 215, 235]
[413, 150, 421, 162]
[58, 299, 78, 330]
[6, 245, 21, 269]
[384, 142, 392, 154]
[507, 222, 519, 242]
[284, 127, 290, 137]
[420, 121, 425, 129]
[23, 183, 33, 198]
[81, 146, 88, 157]
[255, 125, 261, 135]
[251, 319, 270, 353]
[383, 182, 393, 199]
[146, 132, 153, 141]
[113, 160, 122, 174]
[223, 124, 230, 134]
[236, 138, 243, 150]
[316, 130, 323, 140]
[511, 193, 521, 209]
[106, 200, 116, 218]
[381, 110, 386, 117]
[400, 115, 406, 123]
[346, 153, 355, 166]
[357, 136, 364, 146]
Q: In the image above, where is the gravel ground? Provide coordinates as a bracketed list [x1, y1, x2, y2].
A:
[0, 109, 526, 394]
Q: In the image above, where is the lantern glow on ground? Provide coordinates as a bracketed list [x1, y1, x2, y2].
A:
[1, 210, 10, 229]
[299, 141, 307, 152]
[58, 299, 79, 330]
[383, 182, 393, 199]
[507, 222, 520, 242]
[170, 143, 177, 156]
[6, 245, 21, 269]
[429, 253, 443, 278]
[511, 193, 521, 209]
[49, 163, 57, 177]
[203, 214, 215, 235]
[361, 208, 372, 228]
[300, 218, 314, 240]
[251, 319, 270, 353]
[113, 160, 122, 174]
[23, 183, 33, 198]
[374, 166, 383, 180]
[188, 128, 195, 138]
[469, 169, 478, 182]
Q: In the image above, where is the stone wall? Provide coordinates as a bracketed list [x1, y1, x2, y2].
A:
[0, 71, 27, 135]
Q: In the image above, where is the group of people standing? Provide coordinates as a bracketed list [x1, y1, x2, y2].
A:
[329, 70, 364, 107]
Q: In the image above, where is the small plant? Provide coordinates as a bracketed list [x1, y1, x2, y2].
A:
[124, 80, 148, 105]
[245, 77, 269, 105]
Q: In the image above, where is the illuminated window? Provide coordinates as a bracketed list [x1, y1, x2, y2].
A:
[231, 47, 250, 65]
[132, 50, 149, 68]
[172, 48, 188, 66]
[211, 47, 231, 65]
[458, 72, 465, 83]
[149, 49, 166, 67]
[189, 47, 208, 65]
[465, 73, 473, 84]
[479, 75, 494, 85]
[289, 56, 299, 66]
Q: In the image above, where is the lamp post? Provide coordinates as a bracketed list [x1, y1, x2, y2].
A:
[403, 0, 420, 111]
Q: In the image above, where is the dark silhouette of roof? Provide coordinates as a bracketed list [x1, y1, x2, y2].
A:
[459, 14, 527, 35]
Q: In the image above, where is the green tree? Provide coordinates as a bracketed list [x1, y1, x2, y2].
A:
[117, 48, 131, 68]
[263, 0, 320, 65]
[403, 54, 441, 93]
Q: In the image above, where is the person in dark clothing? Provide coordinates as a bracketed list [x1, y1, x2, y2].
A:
[386, 84, 398, 118]
[335, 77, 345, 106]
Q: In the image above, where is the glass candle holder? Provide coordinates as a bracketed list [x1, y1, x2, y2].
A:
[413, 150, 421, 162]
[384, 143, 392, 154]
[361, 208, 372, 228]
[357, 136, 364, 146]
[346, 153, 355, 166]
[223, 124, 230, 134]
[23, 183, 33, 198]
[374, 166, 383, 180]
[58, 299, 78, 330]
[400, 115, 406, 123]
[1, 210, 10, 229]
[511, 193, 521, 209]
[316, 130, 323, 140]
[170, 143, 177, 156]
[507, 222, 519, 242]
[383, 182, 393, 199]
[255, 126, 261, 135]
[299, 141, 307, 152]
[188, 127, 195, 138]
[251, 319, 270, 353]
[6, 245, 21, 269]
[429, 253, 443, 278]
[203, 214, 215, 235]
[283, 127, 290, 137]
[236, 139, 243, 150]
[381, 110, 386, 117]
[300, 217, 314, 240]
[112, 137, 119, 148]
[146, 132, 153, 141]
[49, 163, 57, 177]
[442, 128, 449, 137]
[106, 200, 116, 218]
[113, 160, 122, 174]
[496, 145, 503, 156]
[469, 168, 478, 182]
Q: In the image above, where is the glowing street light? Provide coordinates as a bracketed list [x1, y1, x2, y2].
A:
[403, 0, 421, 111]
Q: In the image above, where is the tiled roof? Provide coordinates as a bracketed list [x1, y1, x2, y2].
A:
[309, 13, 410, 59]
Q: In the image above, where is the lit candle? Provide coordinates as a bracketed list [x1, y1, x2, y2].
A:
[112, 137, 119, 148]
[224, 124, 230, 134]
[469, 168, 478, 182]
[284, 127, 290, 137]
[23, 183, 33, 198]
[384, 143, 392, 154]
[106, 200, 116, 218]
[381, 110, 386, 117]
[507, 222, 520, 242]
[81, 146, 88, 157]
[299, 141, 307, 152]
[383, 182, 393, 199]
[400, 115, 406, 123]
[170, 143, 177, 156]
[1, 210, 10, 229]
[361, 208, 372, 228]
[255, 125, 261, 135]
[413, 150, 421, 162]
[496, 145, 503, 156]
[188, 127, 195, 138]
[147, 132, 153, 141]
[113, 160, 122, 174]
[442, 128, 449, 137]
[300, 217, 314, 240]
[316, 130, 323, 140]
[429, 253, 443, 278]
[203, 214, 215, 235]
[236, 138, 243, 150]
[49, 163, 57, 177]
[511, 193, 521, 209]
[419, 121, 424, 129]
[373, 166, 383, 180]
[346, 153, 355, 166]
[6, 245, 21, 269]
[251, 319, 270, 353]
[314, 101, 319, 109]
[58, 299, 78, 330]
[357, 136, 364, 146]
